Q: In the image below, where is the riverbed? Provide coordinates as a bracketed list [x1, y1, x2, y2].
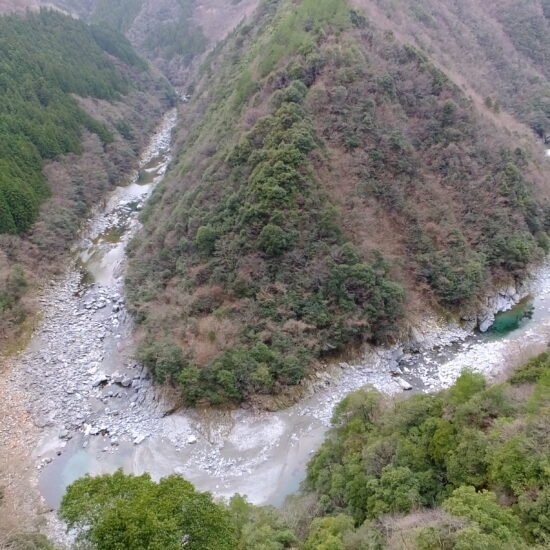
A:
[4, 111, 550, 536]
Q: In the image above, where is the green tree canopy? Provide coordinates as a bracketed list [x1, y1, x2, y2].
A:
[59, 470, 237, 550]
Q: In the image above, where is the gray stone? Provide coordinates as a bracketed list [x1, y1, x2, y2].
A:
[92, 373, 109, 387]
[396, 377, 413, 391]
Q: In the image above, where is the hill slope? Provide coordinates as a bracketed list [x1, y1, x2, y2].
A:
[126, 0, 550, 405]
[351, 0, 550, 139]
[0, 8, 172, 343]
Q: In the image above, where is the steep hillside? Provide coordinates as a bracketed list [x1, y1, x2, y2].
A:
[0, 9, 172, 344]
[351, 0, 550, 139]
[126, 0, 550, 406]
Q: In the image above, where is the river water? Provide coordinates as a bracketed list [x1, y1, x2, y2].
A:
[7, 111, 550, 518]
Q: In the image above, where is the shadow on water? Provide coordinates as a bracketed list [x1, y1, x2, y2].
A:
[488, 297, 534, 335]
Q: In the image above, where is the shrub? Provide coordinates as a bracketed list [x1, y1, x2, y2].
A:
[258, 223, 294, 256]
[195, 225, 218, 254]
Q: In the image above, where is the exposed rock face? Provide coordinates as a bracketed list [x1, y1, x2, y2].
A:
[474, 282, 527, 333]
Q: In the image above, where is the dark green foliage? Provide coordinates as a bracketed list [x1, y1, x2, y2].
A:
[138, 341, 190, 383]
[196, 225, 219, 254]
[90, 24, 148, 71]
[0, 9, 137, 234]
[144, 0, 207, 64]
[177, 342, 306, 405]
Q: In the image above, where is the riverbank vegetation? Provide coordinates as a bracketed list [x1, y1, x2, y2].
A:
[0, 8, 171, 346]
[23, 351, 549, 549]
[127, 0, 550, 405]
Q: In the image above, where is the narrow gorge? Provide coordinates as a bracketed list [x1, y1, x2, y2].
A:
[1, 1, 550, 549]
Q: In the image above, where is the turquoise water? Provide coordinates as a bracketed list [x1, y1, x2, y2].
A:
[488, 297, 534, 335]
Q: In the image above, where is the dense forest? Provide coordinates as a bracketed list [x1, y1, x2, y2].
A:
[7, 352, 548, 549]
[126, 0, 550, 405]
[0, 8, 171, 342]
[0, 9, 142, 234]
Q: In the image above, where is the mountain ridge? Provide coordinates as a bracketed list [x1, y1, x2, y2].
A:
[125, 0, 550, 406]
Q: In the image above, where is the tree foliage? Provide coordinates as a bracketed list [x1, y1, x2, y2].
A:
[60, 471, 237, 550]
[304, 354, 550, 548]
[0, 9, 141, 234]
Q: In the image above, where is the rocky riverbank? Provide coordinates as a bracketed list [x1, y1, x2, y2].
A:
[0, 109, 178, 537]
[2, 106, 550, 543]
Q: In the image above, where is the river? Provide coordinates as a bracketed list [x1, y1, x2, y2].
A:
[4, 111, 550, 530]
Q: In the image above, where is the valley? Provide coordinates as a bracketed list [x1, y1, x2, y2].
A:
[1, 1, 550, 549]
[2, 94, 550, 546]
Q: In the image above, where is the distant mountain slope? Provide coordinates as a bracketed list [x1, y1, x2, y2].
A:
[89, 0, 261, 84]
[0, 0, 260, 85]
[126, 0, 550, 406]
[352, 0, 550, 139]
[0, 8, 171, 343]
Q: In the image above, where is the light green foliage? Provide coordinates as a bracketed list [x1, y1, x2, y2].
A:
[303, 515, 355, 550]
[228, 495, 297, 550]
[59, 470, 237, 550]
[448, 371, 486, 404]
[443, 486, 527, 549]
[305, 356, 550, 547]
[259, 0, 350, 76]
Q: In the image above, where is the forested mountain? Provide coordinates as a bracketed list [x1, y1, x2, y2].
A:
[0, 0, 261, 84]
[0, 8, 171, 342]
[0, 9, 144, 234]
[126, 0, 550, 406]
[35, 352, 550, 550]
[351, 0, 550, 139]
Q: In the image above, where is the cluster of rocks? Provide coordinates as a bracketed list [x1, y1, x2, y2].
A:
[16, 274, 163, 461]
[6, 109, 204, 473]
